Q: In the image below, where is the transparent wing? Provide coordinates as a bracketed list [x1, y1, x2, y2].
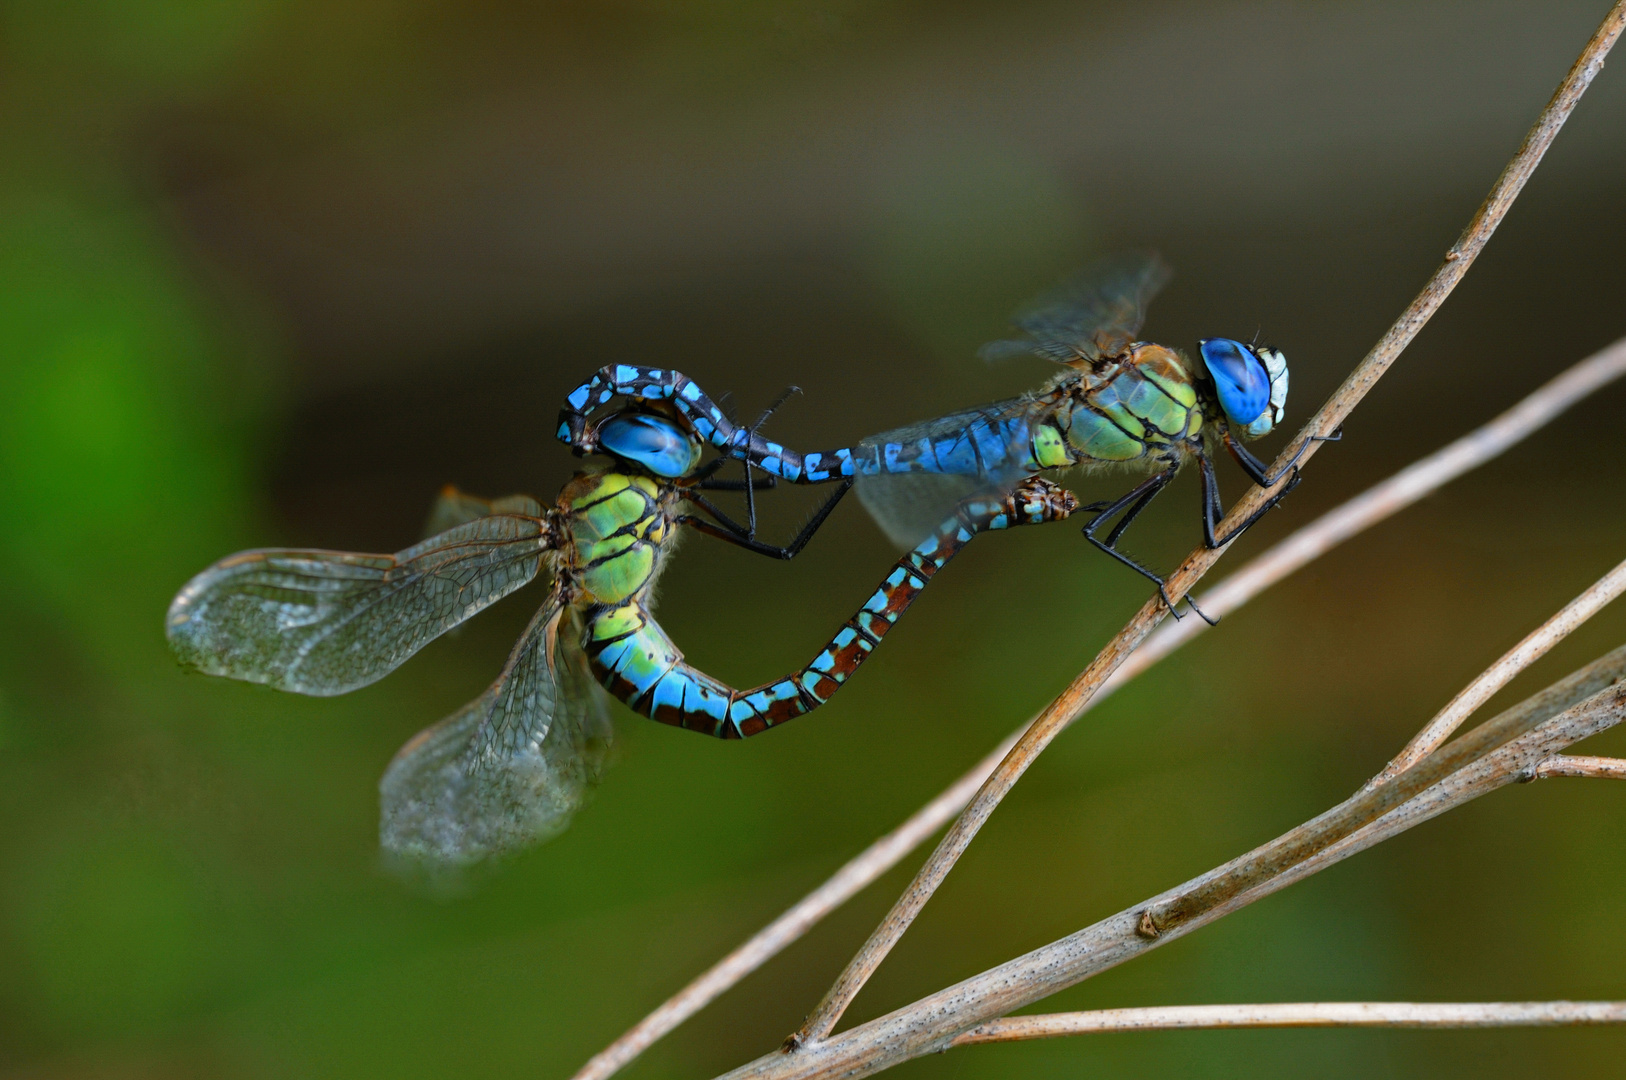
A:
[855, 397, 1043, 548]
[166, 514, 551, 696]
[379, 600, 612, 865]
[979, 251, 1171, 364]
[422, 486, 544, 538]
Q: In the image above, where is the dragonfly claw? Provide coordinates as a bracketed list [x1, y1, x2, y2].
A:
[1184, 593, 1218, 626]
[1157, 583, 1185, 621]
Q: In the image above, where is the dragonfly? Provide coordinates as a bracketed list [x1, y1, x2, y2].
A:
[167, 396, 1077, 864]
[561, 253, 1334, 621]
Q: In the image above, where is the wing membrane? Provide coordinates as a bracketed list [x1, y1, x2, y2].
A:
[166, 513, 551, 695]
[422, 486, 544, 537]
[379, 600, 612, 865]
[855, 398, 1042, 548]
[980, 251, 1171, 364]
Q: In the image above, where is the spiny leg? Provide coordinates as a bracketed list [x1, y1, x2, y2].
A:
[738, 385, 802, 540]
[682, 490, 755, 539]
[678, 478, 853, 560]
[690, 457, 782, 492]
[1190, 426, 1340, 575]
[1199, 447, 1304, 550]
[694, 473, 777, 492]
[1225, 425, 1343, 488]
[1079, 465, 1203, 620]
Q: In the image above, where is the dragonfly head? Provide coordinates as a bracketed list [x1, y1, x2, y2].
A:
[587, 409, 703, 478]
[1197, 338, 1288, 439]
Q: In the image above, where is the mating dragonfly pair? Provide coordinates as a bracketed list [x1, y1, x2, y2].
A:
[167, 253, 1324, 864]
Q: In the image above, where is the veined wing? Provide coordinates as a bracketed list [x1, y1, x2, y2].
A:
[979, 251, 1171, 364]
[853, 396, 1046, 548]
[379, 599, 612, 865]
[422, 486, 544, 537]
[166, 513, 551, 696]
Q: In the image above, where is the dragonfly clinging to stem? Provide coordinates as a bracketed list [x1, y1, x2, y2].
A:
[562, 252, 1337, 622]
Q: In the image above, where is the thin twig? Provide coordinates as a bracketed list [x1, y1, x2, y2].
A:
[570, 339, 1626, 1080]
[1531, 754, 1626, 780]
[792, 1, 1626, 1046]
[717, 648, 1626, 1078]
[1148, 556, 1626, 935]
[949, 1001, 1626, 1043]
[1375, 557, 1626, 782]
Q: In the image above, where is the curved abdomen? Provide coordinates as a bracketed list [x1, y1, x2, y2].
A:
[584, 479, 1077, 738]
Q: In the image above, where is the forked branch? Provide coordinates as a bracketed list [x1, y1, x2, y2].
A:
[1531, 754, 1626, 780]
[1376, 559, 1626, 781]
[719, 642, 1626, 1078]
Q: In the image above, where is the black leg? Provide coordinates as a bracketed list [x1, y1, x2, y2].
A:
[679, 478, 852, 560]
[695, 474, 778, 492]
[1198, 443, 1305, 543]
[1080, 466, 1193, 619]
[1197, 451, 1226, 549]
[738, 385, 803, 539]
[691, 455, 732, 483]
[684, 490, 755, 539]
[1210, 468, 1303, 548]
[1225, 425, 1342, 488]
[1205, 430, 1317, 550]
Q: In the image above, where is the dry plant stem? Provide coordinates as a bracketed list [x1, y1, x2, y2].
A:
[1149, 593, 1626, 938]
[572, 341, 1626, 1080]
[1533, 754, 1626, 779]
[717, 651, 1626, 1079]
[1376, 557, 1626, 782]
[794, 1, 1626, 1045]
[950, 1001, 1626, 1043]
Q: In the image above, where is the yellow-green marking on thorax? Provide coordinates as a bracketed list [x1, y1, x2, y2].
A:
[565, 471, 667, 605]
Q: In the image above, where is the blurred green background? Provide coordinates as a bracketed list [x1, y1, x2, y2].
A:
[3, 1, 1626, 1077]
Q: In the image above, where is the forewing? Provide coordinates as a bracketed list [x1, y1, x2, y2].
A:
[980, 251, 1171, 364]
[422, 487, 544, 538]
[167, 513, 551, 695]
[855, 397, 1040, 548]
[379, 601, 612, 865]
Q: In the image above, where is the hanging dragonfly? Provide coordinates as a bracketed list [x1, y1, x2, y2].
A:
[560, 253, 1335, 621]
[167, 398, 1076, 864]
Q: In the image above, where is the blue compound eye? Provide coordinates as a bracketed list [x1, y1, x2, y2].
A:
[595, 412, 700, 477]
[1198, 338, 1272, 428]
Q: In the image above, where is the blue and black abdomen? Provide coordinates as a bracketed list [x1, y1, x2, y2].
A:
[582, 479, 1077, 738]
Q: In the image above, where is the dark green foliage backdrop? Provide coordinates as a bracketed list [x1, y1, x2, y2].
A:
[1, 2, 1624, 1077]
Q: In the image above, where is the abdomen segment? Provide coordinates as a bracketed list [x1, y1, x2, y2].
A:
[585, 478, 1078, 738]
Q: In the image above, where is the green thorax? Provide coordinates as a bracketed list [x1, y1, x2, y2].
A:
[1035, 343, 1208, 468]
[559, 469, 674, 606]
